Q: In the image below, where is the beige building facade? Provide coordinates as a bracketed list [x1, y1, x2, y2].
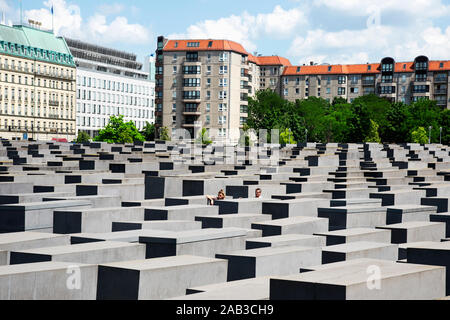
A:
[0, 24, 76, 141]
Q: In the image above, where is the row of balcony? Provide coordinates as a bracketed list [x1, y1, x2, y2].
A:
[0, 64, 75, 80]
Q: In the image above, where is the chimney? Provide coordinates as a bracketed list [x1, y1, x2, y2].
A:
[310, 61, 314, 66]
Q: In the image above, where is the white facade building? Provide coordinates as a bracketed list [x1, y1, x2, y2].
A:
[66, 38, 155, 137]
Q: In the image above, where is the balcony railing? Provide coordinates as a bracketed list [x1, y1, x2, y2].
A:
[434, 89, 447, 95]
[362, 80, 375, 85]
[435, 77, 448, 83]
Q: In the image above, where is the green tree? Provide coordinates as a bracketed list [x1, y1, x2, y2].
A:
[384, 102, 411, 143]
[322, 103, 354, 143]
[295, 97, 330, 143]
[159, 127, 171, 141]
[439, 109, 450, 145]
[279, 128, 296, 145]
[352, 94, 391, 139]
[411, 127, 429, 144]
[75, 131, 91, 143]
[196, 128, 213, 145]
[94, 115, 144, 144]
[348, 102, 371, 143]
[409, 99, 442, 143]
[365, 120, 382, 143]
[141, 122, 156, 141]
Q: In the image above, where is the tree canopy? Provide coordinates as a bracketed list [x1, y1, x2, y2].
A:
[246, 90, 449, 145]
[94, 116, 145, 144]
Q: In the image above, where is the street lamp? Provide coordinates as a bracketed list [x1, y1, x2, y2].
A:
[429, 126, 432, 144]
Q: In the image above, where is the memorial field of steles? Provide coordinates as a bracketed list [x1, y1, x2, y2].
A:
[0, 139, 449, 300]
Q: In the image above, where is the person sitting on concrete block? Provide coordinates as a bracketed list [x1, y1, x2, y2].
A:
[207, 190, 226, 206]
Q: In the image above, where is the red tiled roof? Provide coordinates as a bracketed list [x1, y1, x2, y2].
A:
[256, 56, 292, 66]
[283, 60, 450, 76]
[163, 39, 249, 56]
[164, 39, 291, 66]
[429, 60, 450, 71]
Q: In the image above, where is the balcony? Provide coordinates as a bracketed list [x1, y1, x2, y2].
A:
[437, 100, 447, 107]
[434, 89, 448, 95]
[49, 100, 59, 107]
[362, 79, 375, 86]
[182, 120, 201, 128]
[435, 77, 448, 84]
[183, 107, 201, 116]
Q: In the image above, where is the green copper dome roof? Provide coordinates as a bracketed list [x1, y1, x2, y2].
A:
[0, 24, 75, 67]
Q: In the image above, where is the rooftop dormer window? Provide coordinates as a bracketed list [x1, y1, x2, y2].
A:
[187, 42, 200, 48]
[440, 62, 444, 68]
[297, 67, 301, 72]
[367, 65, 371, 71]
[328, 66, 332, 72]
[208, 41, 213, 48]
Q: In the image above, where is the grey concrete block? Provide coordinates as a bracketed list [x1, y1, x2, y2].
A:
[0, 200, 92, 233]
[318, 206, 387, 231]
[322, 241, 399, 264]
[174, 277, 271, 300]
[216, 246, 321, 281]
[54, 207, 146, 234]
[406, 241, 450, 295]
[0, 262, 98, 300]
[386, 205, 437, 225]
[139, 228, 248, 258]
[214, 199, 263, 215]
[10, 241, 146, 265]
[262, 199, 329, 219]
[377, 222, 446, 244]
[144, 205, 218, 221]
[112, 220, 202, 232]
[246, 234, 326, 250]
[195, 214, 272, 229]
[252, 216, 329, 237]
[97, 255, 227, 300]
[314, 228, 392, 246]
[270, 258, 445, 300]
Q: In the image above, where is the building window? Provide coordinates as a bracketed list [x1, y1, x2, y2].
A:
[219, 103, 228, 112]
[338, 87, 346, 95]
[338, 76, 346, 84]
[283, 88, 289, 96]
[240, 105, 248, 113]
[218, 116, 227, 125]
[206, 103, 210, 112]
[219, 78, 228, 87]
[219, 91, 227, 100]
[219, 66, 228, 74]
[219, 52, 228, 62]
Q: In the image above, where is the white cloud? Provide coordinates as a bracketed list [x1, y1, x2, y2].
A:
[289, 23, 450, 65]
[170, 5, 307, 53]
[97, 3, 124, 16]
[24, 0, 149, 45]
[313, 0, 450, 18]
[87, 14, 149, 44]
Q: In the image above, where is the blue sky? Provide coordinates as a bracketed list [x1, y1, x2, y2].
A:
[1, 0, 450, 66]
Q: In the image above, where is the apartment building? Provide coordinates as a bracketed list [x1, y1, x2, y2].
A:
[282, 56, 450, 108]
[66, 38, 155, 137]
[155, 36, 292, 142]
[0, 24, 76, 141]
[156, 35, 449, 143]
